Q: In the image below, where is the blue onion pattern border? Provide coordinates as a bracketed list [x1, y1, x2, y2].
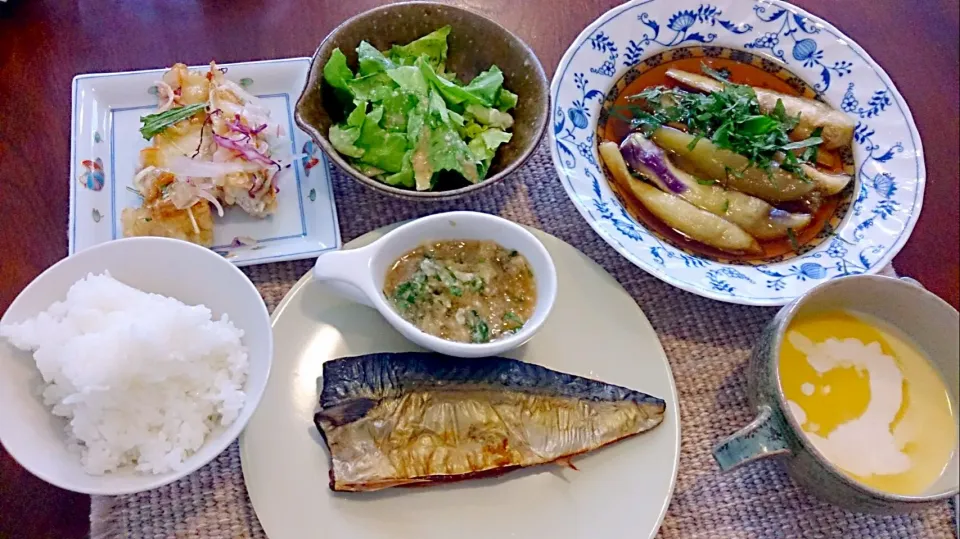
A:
[550, 0, 923, 304]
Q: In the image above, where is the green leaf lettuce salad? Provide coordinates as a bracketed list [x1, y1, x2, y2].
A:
[322, 26, 518, 191]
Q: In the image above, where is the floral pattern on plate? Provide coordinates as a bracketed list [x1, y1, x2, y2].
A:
[70, 58, 341, 266]
[549, 0, 923, 305]
[78, 158, 105, 191]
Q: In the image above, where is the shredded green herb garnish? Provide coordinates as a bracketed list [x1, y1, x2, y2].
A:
[468, 310, 490, 343]
[724, 165, 746, 179]
[722, 199, 730, 213]
[624, 64, 822, 178]
[799, 127, 824, 164]
[469, 277, 485, 293]
[503, 311, 524, 330]
[392, 276, 426, 310]
[139, 103, 206, 140]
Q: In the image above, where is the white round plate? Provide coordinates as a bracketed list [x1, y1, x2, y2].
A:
[240, 227, 680, 539]
[549, 0, 924, 306]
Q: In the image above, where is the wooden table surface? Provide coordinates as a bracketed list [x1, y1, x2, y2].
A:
[0, 0, 957, 536]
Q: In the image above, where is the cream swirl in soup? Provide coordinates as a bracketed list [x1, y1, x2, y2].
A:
[779, 310, 957, 495]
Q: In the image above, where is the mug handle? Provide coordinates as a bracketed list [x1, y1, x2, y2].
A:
[312, 247, 376, 308]
[712, 404, 792, 471]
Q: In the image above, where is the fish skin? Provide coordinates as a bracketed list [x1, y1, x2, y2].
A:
[314, 352, 666, 492]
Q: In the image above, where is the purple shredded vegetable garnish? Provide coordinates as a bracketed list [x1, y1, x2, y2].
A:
[213, 133, 276, 167]
[620, 134, 688, 194]
[226, 114, 267, 137]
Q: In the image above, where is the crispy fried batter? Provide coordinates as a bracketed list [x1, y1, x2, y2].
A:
[121, 173, 214, 246]
[123, 61, 282, 247]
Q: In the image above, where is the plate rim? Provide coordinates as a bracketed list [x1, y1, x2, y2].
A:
[240, 225, 681, 539]
[547, 0, 925, 306]
[68, 56, 342, 267]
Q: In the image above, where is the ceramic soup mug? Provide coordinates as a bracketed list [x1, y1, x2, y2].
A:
[312, 211, 558, 358]
[713, 275, 959, 514]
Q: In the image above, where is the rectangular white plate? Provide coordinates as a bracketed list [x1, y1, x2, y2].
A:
[70, 57, 341, 266]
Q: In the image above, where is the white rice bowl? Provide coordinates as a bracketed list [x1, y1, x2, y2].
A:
[0, 272, 248, 475]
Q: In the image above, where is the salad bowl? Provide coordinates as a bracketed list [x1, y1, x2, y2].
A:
[549, 0, 924, 306]
[296, 2, 549, 200]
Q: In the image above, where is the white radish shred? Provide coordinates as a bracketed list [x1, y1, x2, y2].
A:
[154, 80, 175, 112]
[212, 146, 235, 163]
[189, 184, 225, 217]
[132, 166, 158, 193]
[166, 180, 224, 218]
[167, 182, 197, 208]
[186, 205, 200, 235]
[220, 79, 266, 109]
[131, 65, 284, 224]
[166, 155, 261, 177]
[264, 133, 293, 162]
[217, 102, 273, 133]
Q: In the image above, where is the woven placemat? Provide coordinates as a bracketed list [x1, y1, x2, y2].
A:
[90, 142, 956, 539]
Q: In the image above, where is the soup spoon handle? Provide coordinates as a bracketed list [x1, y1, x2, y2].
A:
[312, 247, 377, 308]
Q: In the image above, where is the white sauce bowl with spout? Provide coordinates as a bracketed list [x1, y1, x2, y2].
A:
[312, 212, 558, 358]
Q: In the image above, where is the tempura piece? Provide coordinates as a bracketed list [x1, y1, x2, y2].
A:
[124, 61, 290, 246]
[121, 171, 214, 246]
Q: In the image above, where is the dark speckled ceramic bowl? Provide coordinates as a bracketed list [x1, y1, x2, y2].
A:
[295, 2, 549, 200]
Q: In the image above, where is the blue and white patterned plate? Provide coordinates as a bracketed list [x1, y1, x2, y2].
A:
[70, 58, 341, 266]
[549, 0, 924, 306]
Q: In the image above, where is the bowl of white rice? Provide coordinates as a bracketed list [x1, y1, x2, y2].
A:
[0, 237, 272, 495]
